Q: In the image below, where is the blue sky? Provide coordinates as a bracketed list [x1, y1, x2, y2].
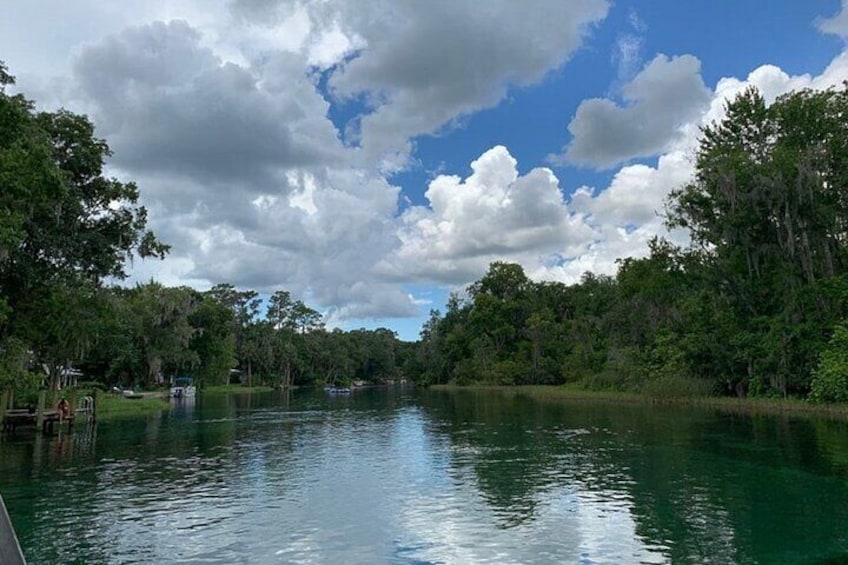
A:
[390, 1, 842, 192]
[2, 0, 848, 340]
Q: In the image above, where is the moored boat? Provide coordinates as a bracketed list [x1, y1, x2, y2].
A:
[171, 377, 196, 399]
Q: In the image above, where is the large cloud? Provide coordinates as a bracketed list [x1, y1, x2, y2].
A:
[64, 20, 414, 319]
[6, 0, 848, 329]
[44, 4, 613, 321]
[550, 151, 693, 281]
[383, 146, 593, 285]
[558, 54, 711, 169]
[131, 164, 415, 320]
[384, 145, 691, 287]
[323, 0, 609, 169]
[74, 21, 344, 193]
[222, 0, 610, 170]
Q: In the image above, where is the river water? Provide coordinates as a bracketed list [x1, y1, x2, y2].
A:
[1, 387, 848, 564]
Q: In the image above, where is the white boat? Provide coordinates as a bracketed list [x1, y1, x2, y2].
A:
[171, 377, 196, 398]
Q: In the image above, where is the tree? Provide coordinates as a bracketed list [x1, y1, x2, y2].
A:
[208, 283, 261, 382]
[0, 61, 167, 389]
[16, 279, 105, 391]
[265, 290, 322, 387]
[668, 85, 848, 395]
[189, 294, 236, 385]
[125, 284, 199, 387]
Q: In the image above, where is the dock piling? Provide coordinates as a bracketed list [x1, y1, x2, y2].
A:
[34, 391, 46, 434]
[0, 391, 8, 430]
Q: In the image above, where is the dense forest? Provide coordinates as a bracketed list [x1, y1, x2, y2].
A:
[414, 86, 848, 402]
[3, 57, 848, 403]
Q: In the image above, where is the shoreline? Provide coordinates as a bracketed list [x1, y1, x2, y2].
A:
[428, 384, 848, 420]
[202, 384, 279, 393]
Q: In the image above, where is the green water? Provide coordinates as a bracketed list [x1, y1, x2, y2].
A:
[1, 388, 848, 564]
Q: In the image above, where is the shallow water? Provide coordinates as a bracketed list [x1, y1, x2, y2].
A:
[2, 387, 848, 564]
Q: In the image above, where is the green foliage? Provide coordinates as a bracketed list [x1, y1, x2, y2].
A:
[13, 374, 41, 407]
[810, 324, 848, 403]
[190, 295, 236, 384]
[411, 86, 848, 402]
[0, 337, 29, 389]
[667, 85, 848, 396]
[94, 394, 170, 418]
[0, 61, 167, 389]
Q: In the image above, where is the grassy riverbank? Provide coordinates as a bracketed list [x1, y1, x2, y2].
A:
[430, 384, 848, 420]
[75, 391, 170, 418]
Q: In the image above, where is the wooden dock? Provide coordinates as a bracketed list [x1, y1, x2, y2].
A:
[1, 391, 95, 435]
[0, 494, 26, 565]
[1, 409, 75, 434]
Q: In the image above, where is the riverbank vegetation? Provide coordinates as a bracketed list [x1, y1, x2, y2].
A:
[412, 86, 848, 404]
[0, 62, 412, 407]
[431, 385, 848, 420]
[93, 394, 171, 417]
[4, 57, 848, 408]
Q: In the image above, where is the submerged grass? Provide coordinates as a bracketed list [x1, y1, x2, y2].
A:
[203, 384, 276, 393]
[429, 384, 848, 420]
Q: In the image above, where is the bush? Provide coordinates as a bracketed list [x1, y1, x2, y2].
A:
[810, 325, 848, 403]
[490, 360, 523, 385]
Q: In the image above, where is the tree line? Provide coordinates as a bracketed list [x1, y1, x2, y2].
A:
[0, 61, 411, 397]
[5, 55, 848, 402]
[75, 282, 411, 390]
[411, 86, 848, 402]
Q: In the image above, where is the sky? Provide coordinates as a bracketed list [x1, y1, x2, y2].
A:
[3, 1, 848, 340]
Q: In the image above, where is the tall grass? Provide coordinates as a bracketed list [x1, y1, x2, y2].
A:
[430, 384, 848, 420]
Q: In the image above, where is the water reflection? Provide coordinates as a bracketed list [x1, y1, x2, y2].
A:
[419, 390, 848, 564]
[1, 388, 848, 563]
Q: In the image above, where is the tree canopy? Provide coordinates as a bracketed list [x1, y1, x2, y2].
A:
[413, 85, 848, 402]
[0, 61, 168, 390]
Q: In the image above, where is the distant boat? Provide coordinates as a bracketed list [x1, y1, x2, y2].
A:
[171, 377, 197, 399]
[324, 386, 351, 395]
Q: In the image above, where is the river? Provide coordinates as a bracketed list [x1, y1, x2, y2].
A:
[1, 387, 848, 564]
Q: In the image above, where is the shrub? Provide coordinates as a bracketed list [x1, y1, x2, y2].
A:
[810, 324, 848, 403]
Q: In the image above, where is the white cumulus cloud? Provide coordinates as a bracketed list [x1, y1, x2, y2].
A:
[385, 146, 596, 285]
